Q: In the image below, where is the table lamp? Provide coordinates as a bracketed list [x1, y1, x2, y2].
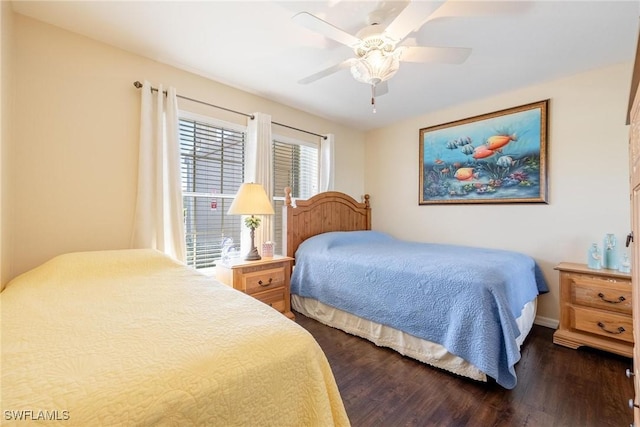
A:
[227, 183, 275, 261]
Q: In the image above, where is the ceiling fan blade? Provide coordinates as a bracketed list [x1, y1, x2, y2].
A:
[384, 0, 447, 42]
[374, 81, 389, 97]
[298, 59, 355, 84]
[400, 46, 471, 64]
[292, 12, 360, 47]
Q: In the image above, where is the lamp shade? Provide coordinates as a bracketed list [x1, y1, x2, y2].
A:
[227, 183, 275, 215]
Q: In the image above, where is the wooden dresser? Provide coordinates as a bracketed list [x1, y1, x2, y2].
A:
[553, 262, 633, 357]
[216, 256, 295, 319]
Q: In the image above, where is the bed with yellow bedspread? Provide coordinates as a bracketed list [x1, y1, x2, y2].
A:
[1, 249, 349, 426]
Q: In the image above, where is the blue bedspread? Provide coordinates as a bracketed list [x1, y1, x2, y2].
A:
[291, 231, 548, 389]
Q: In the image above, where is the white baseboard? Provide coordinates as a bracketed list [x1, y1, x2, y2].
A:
[534, 315, 558, 329]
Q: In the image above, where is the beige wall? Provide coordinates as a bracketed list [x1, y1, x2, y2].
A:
[365, 62, 632, 324]
[1, 0, 15, 288]
[5, 13, 365, 282]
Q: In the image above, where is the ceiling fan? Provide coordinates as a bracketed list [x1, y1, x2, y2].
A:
[292, 1, 480, 112]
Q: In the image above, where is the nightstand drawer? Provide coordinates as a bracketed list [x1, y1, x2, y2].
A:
[569, 274, 632, 315]
[215, 256, 294, 319]
[253, 287, 286, 313]
[242, 267, 285, 294]
[571, 306, 634, 343]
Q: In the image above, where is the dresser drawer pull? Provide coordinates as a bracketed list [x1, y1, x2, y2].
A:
[597, 321, 625, 335]
[258, 278, 273, 287]
[597, 293, 626, 304]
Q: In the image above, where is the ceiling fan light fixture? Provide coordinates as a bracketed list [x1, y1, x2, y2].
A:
[350, 49, 401, 85]
[354, 28, 397, 57]
[293, 6, 474, 114]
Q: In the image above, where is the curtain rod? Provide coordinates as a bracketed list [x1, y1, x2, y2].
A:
[133, 81, 327, 140]
[133, 80, 253, 120]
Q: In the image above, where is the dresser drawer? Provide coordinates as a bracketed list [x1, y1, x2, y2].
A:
[571, 306, 634, 343]
[241, 267, 285, 294]
[554, 262, 633, 357]
[252, 287, 286, 313]
[569, 274, 632, 315]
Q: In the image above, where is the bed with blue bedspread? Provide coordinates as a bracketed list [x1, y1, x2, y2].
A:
[283, 190, 548, 389]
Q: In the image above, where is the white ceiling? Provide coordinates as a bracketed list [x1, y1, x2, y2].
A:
[11, 1, 640, 131]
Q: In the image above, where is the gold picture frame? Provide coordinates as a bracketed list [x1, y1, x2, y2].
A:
[419, 100, 549, 205]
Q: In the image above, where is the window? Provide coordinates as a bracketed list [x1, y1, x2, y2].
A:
[179, 113, 320, 265]
[179, 114, 246, 269]
[272, 137, 319, 254]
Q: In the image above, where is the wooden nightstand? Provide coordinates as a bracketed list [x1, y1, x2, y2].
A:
[553, 262, 632, 357]
[216, 256, 295, 319]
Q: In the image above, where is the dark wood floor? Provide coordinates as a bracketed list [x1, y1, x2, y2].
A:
[294, 312, 634, 427]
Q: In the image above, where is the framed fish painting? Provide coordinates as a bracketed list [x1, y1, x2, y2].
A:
[419, 100, 549, 205]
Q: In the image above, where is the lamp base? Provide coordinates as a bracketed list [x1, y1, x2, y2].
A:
[244, 246, 261, 261]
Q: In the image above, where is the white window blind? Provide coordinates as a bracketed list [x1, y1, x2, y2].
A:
[273, 139, 319, 255]
[179, 117, 245, 269]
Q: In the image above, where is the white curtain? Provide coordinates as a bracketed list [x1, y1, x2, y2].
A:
[130, 80, 186, 262]
[244, 112, 273, 255]
[319, 133, 335, 192]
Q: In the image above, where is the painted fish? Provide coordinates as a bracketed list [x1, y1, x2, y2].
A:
[454, 167, 477, 181]
[454, 137, 470, 147]
[472, 145, 495, 159]
[446, 140, 458, 150]
[496, 156, 514, 167]
[460, 144, 475, 155]
[485, 133, 518, 151]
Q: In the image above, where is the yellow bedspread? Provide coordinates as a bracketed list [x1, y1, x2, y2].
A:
[1, 249, 349, 426]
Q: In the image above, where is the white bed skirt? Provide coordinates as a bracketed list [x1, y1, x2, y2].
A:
[292, 295, 537, 382]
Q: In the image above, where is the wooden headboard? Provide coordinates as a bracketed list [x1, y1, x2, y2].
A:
[283, 188, 371, 259]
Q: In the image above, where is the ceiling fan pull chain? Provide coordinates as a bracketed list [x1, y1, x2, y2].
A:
[371, 84, 377, 114]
